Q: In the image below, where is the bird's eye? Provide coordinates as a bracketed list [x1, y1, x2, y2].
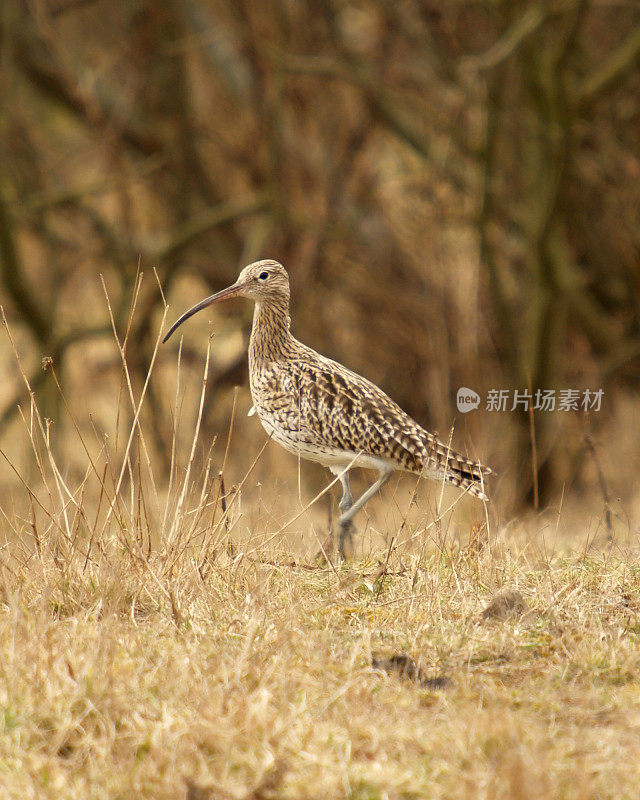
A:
[258, 271, 269, 280]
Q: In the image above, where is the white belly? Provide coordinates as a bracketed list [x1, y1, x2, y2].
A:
[255, 408, 394, 474]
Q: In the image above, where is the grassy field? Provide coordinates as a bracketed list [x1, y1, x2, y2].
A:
[2, 513, 640, 799]
[1, 325, 639, 800]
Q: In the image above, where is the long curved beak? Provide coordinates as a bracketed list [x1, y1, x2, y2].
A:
[162, 282, 244, 343]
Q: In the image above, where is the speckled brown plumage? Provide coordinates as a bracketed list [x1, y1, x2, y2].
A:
[164, 259, 490, 556]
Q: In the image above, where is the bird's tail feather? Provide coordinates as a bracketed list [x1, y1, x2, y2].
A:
[443, 457, 491, 500]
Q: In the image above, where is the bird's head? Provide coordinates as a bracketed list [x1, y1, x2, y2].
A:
[235, 259, 290, 302]
[163, 259, 290, 343]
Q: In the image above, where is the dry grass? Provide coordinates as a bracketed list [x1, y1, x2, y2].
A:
[1, 311, 640, 800]
[2, 523, 640, 799]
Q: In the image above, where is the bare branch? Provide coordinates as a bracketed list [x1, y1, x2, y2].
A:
[153, 193, 271, 263]
[579, 24, 640, 105]
[0, 185, 50, 344]
[460, 3, 547, 73]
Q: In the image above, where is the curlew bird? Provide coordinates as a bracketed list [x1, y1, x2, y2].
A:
[163, 260, 490, 557]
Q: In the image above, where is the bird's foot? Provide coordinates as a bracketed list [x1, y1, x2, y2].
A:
[314, 519, 356, 564]
[338, 519, 356, 560]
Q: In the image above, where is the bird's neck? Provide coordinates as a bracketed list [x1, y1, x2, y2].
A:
[249, 298, 293, 362]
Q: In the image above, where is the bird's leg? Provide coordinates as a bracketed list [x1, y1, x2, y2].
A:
[338, 466, 393, 529]
[335, 466, 394, 558]
[337, 471, 356, 558]
[316, 468, 355, 562]
[338, 471, 354, 514]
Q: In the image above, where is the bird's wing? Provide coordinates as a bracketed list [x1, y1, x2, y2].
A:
[287, 350, 488, 492]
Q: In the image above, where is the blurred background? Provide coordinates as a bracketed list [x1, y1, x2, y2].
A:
[1, 0, 639, 530]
